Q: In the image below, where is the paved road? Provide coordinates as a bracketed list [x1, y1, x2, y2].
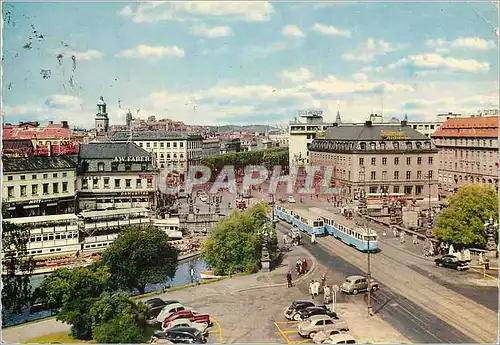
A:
[277, 221, 498, 343]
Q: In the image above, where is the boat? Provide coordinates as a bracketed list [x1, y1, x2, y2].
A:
[199, 271, 223, 279]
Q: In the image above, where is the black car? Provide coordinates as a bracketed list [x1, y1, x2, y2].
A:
[144, 298, 179, 319]
[284, 300, 316, 320]
[435, 255, 469, 270]
[151, 328, 207, 344]
[295, 306, 338, 321]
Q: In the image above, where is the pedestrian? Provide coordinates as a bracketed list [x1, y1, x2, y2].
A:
[311, 233, 316, 245]
[323, 285, 331, 304]
[412, 234, 418, 245]
[287, 271, 293, 288]
[309, 280, 315, 299]
[313, 280, 321, 297]
[399, 231, 405, 244]
[302, 259, 308, 274]
[321, 273, 326, 287]
[296, 259, 302, 275]
[392, 227, 397, 238]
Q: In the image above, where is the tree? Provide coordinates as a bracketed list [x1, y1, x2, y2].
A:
[90, 293, 150, 343]
[1, 203, 36, 325]
[101, 227, 179, 294]
[200, 148, 289, 172]
[202, 203, 274, 275]
[147, 115, 156, 122]
[433, 184, 498, 248]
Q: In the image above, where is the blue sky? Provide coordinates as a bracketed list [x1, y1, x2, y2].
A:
[2, 1, 499, 128]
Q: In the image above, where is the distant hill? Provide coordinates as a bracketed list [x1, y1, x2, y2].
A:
[209, 124, 279, 133]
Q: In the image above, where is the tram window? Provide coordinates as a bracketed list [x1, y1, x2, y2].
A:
[56, 248, 61, 251]
[37, 250, 42, 253]
[50, 249, 55, 252]
[43, 236, 48, 241]
[48, 235, 54, 240]
[55, 234, 60, 240]
[91, 245, 96, 248]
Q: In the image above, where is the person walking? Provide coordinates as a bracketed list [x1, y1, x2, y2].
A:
[321, 273, 326, 288]
[296, 259, 302, 275]
[311, 233, 316, 245]
[313, 280, 321, 297]
[309, 280, 315, 300]
[399, 231, 405, 244]
[287, 271, 293, 288]
[323, 285, 331, 304]
[302, 259, 308, 274]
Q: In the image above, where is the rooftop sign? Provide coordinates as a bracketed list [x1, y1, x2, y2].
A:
[299, 109, 323, 117]
[478, 109, 499, 116]
[114, 156, 151, 162]
[380, 130, 409, 140]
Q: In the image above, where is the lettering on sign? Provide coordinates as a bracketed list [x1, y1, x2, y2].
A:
[478, 109, 499, 116]
[138, 174, 154, 179]
[380, 130, 409, 140]
[299, 109, 323, 117]
[114, 156, 152, 163]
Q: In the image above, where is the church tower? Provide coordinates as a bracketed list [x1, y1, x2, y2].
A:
[95, 96, 109, 133]
[335, 111, 342, 124]
[126, 109, 133, 129]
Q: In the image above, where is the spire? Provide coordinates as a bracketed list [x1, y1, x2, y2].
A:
[335, 111, 342, 124]
[404, 113, 408, 121]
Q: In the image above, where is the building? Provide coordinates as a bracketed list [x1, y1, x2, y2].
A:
[94, 96, 110, 133]
[309, 120, 439, 202]
[76, 142, 157, 211]
[2, 156, 77, 218]
[220, 138, 241, 154]
[432, 115, 499, 192]
[202, 138, 221, 157]
[407, 121, 441, 138]
[268, 131, 289, 147]
[2, 140, 35, 157]
[109, 131, 203, 178]
[288, 110, 334, 168]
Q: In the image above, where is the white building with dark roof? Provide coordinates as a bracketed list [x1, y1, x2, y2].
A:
[76, 142, 157, 211]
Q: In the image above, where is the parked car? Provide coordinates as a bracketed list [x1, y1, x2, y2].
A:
[151, 328, 207, 344]
[157, 303, 188, 323]
[322, 333, 356, 344]
[340, 275, 379, 295]
[163, 318, 209, 335]
[284, 300, 316, 320]
[297, 315, 349, 339]
[312, 329, 344, 344]
[287, 195, 296, 203]
[162, 310, 211, 329]
[295, 306, 338, 322]
[435, 255, 469, 270]
[144, 299, 179, 319]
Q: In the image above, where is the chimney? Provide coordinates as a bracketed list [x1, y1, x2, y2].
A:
[61, 121, 69, 128]
[365, 120, 373, 127]
[49, 121, 54, 125]
[401, 120, 408, 126]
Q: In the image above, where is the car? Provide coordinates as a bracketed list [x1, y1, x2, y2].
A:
[284, 300, 316, 320]
[297, 315, 349, 339]
[295, 306, 339, 322]
[144, 299, 179, 320]
[287, 195, 296, 203]
[162, 310, 211, 328]
[163, 318, 209, 335]
[151, 328, 207, 344]
[312, 329, 345, 344]
[157, 303, 188, 323]
[340, 275, 379, 295]
[435, 255, 469, 270]
[322, 333, 356, 344]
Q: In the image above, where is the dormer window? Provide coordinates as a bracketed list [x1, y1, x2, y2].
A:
[393, 142, 399, 150]
[111, 162, 119, 172]
[380, 142, 386, 150]
[415, 142, 422, 149]
[425, 142, 431, 149]
[97, 162, 105, 172]
[370, 142, 376, 150]
[360, 143, 366, 150]
[407, 142, 413, 150]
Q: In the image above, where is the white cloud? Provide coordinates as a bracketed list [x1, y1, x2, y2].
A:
[388, 53, 489, 72]
[120, 2, 274, 23]
[426, 37, 497, 52]
[117, 45, 185, 58]
[352, 73, 368, 82]
[281, 68, 313, 83]
[311, 23, 351, 37]
[190, 24, 232, 38]
[47, 95, 81, 106]
[241, 42, 287, 59]
[304, 75, 414, 95]
[282, 25, 305, 38]
[63, 49, 103, 61]
[342, 38, 407, 62]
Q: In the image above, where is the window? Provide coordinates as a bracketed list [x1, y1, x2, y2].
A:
[393, 142, 399, 150]
[43, 174, 48, 179]
[371, 158, 376, 165]
[428, 157, 433, 164]
[111, 162, 118, 172]
[146, 142, 150, 148]
[173, 142, 177, 148]
[428, 170, 433, 179]
[62, 172, 67, 177]
[404, 186, 413, 195]
[360, 143, 366, 150]
[369, 186, 378, 193]
[167, 142, 171, 148]
[394, 157, 399, 165]
[417, 171, 423, 179]
[7, 186, 14, 197]
[43, 183, 49, 194]
[382, 171, 387, 180]
[382, 157, 387, 165]
[32, 184, 38, 195]
[104, 178, 110, 188]
[139, 143, 143, 147]
[180, 153, 184, 159]
[53, 183, 59, 193]
[180, 142, 184, 148]
[153, 142, 157, 148]
[81, 179, 88, 190]
[160, 142, 164, 148]
[167, 153, 171, 159]
[7, 176, 13, 181]
[416, 185, 423, 195]
[406, 171, 411, 179]
[93, 178, 99, 188]
[62, 182, 68, 192]
[97, 162, 105, 171]
[370, 171, 376, 180]
[147, 178, 153, 188]
[141, 163, 147, 171]
[160, 153, 164, 159]
[53, 173, 58, 178]
[393, 185, 400, 193]
[20, 185, 27, 196]
[359, 158, 364, 166]
[136, 179, 142, 188]
[417, 157, 422, 165]
[406, 157, 411, 165]
[125, 163, 132, 172]
[115, 179, 121, 188]
[125, 179, 131, 188]
[394, 171, 399, 180]
[173, 153, 177, 159]
[21, 175, 26, 180]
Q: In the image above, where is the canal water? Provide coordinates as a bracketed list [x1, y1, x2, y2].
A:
[3, 256, 209, 327]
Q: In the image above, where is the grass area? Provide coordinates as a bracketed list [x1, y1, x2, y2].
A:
[22, 331, 96, 344]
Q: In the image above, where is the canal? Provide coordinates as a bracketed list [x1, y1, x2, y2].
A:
[3, 256, 209, 327]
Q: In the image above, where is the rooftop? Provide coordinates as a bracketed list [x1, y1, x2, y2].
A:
[110, 131, 203, 141]
[3, 121, 72, 140]
[432, 116, 498, 138]
[2, 155, 77, 173]
[79, 142, 150, 159]
[323, 122, 429, 141]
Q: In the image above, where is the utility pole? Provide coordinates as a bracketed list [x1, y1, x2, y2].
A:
[359, 166, 373, 316]
[426, 172, 433, 237]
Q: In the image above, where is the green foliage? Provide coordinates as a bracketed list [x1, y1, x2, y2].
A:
[201, 203, 276, 275]
[90, 293, 150, 343]
[101, 227, 179, 294]
[433, 184, 499, 248]
[1, 203, 36, 325]
[200, 147, 289, 172]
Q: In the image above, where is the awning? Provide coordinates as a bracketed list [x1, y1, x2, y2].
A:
[23, 205, 39, 209]
[46, 203, 58, 206]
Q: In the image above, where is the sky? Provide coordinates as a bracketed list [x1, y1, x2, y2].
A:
[1, 1, 499, 128]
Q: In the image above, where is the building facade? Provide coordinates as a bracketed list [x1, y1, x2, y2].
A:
[76, 142, 157, 211]
[202, 138, 221, 157]
[110, 131, 203, 178]
[432, 116, 499, 191]
[309, 120, 439, 202]
[268, 132, 289, 147]
[2, 156, 77, 218]
[220, 138, 241, 154]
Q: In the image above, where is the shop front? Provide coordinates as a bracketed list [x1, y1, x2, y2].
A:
[5, 197, 75, 218]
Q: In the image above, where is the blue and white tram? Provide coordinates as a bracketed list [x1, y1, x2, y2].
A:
[309, 207, 379, 252]
[274, 205, 295, 223]
[291, 209, 325, 236]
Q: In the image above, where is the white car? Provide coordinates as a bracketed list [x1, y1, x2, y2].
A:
[287, 196, 296, 203]
[312, 329, 344, 344]
[156, 303, 186, 323]
[162, 318, 209, 334]
[323, 333, 356, 344]
[297, 315, 349, 339]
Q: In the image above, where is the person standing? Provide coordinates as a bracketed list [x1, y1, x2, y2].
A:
[302, 259, 308, 274]
[287, 271, 293, 288]
[323, 285, 331, 304]
[296, 259, 302, 275]
[311, 233, 316, 245]
[313, 280, 321, 298]
[309, 280, 315, 299]
[321, 273, 326, 288]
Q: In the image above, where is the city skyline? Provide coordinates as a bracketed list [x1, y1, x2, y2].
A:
[2, 1, 499, 128]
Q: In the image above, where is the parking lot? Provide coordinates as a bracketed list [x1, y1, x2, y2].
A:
[207, 318, 223, 343]
[274, 321, 312, 344]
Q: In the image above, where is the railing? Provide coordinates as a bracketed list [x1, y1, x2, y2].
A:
[83, 217, 151, 230]
[364, 215, 434, 242]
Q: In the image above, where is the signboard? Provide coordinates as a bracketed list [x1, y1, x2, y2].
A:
[299, 109, 323, 117]
[138, 174, 154, 179]
[380, 130, 409, 140]
[315, 131, 325, 137]
[478, 109, 499, 116]
[114, 156, 151, 162]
